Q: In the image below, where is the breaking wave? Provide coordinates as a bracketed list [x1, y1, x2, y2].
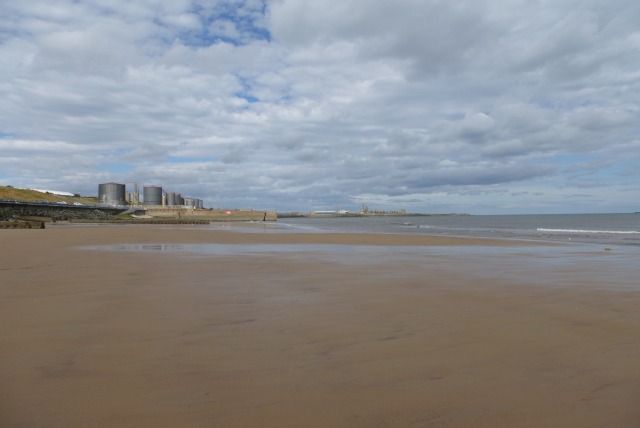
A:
[537, 228, 640, 234]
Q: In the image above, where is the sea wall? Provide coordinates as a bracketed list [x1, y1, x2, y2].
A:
[0, 220, 45, 229]
[0, 205, 118, 221]
[144, 208, 278, 222]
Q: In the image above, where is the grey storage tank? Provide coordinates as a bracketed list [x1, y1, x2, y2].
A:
[184, 197, 202, 208]
[98, 182, 126, 205]
[166, 192, 176, 206]
[166, 192, 184, 206]
[143, 186, 163, 205]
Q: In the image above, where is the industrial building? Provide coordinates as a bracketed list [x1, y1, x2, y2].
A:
[183, 197, 204, 209]
[98, 182, 203, 208]
[143, 186, 163, 206]
[98, 182, 126, 205]
[166, 192, 183, 206]
[96, 182, 276, 221]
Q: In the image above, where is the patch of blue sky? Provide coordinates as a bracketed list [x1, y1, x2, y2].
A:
[234, 74, 259, 103]
[236, 93, 259, 103]
[183, 1, 271, 47]
[0, 132, 15, 138]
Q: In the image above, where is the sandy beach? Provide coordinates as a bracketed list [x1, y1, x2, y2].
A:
[1, 224, 639, 427]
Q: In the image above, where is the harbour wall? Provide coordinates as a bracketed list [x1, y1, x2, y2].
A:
[0, 203, 123, 222]
[143, 208, 277, 222]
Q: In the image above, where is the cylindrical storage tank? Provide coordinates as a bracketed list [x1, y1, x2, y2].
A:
[183, 197, 196, 208]
[143, 186, 163, 205]
[176, 194, 184, 206]
[166, 192, 176, 206]
[197, 199, 203, 209]
[98, 182, 126, 205]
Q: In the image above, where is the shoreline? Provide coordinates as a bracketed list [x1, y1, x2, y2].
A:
[2, 225, 639, 427]
[44, 221, 558, 247]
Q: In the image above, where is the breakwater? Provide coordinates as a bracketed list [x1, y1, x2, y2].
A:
[0, 203, 121, 222]
[0, 201, 278, 224]
[0, 220, 45, 229]
[69, 218, 210, 225]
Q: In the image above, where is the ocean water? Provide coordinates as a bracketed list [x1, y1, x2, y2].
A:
[275, 213, 640, 247]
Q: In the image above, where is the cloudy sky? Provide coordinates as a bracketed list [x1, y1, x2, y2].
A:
[1, 0, 639, 214]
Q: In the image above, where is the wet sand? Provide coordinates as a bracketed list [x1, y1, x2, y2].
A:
[1, 225, 639, 427]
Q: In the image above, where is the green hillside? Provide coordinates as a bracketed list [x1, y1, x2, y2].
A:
[0, 186, 98, 205]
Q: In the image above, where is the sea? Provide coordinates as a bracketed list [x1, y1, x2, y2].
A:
[274, 213, 640, 248]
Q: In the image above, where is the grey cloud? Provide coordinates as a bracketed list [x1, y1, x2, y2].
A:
[219, 147, 248, 164]
[269, 0, 496, 72]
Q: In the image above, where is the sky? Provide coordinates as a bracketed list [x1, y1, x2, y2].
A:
[1, 0, 639, 214]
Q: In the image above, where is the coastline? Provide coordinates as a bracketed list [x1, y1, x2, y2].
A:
[1, 225, 639, 427]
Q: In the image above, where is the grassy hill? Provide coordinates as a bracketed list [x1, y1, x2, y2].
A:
[0, 186, 98, 205]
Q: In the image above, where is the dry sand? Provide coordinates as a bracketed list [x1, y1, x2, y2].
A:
[1, 224, 639, 427]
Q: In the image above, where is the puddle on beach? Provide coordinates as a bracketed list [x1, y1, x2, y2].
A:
[82, 243, 639, 290]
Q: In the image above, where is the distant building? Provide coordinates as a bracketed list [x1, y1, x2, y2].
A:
[143, 186, 163, 205]
[98, 182, 126, 205]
